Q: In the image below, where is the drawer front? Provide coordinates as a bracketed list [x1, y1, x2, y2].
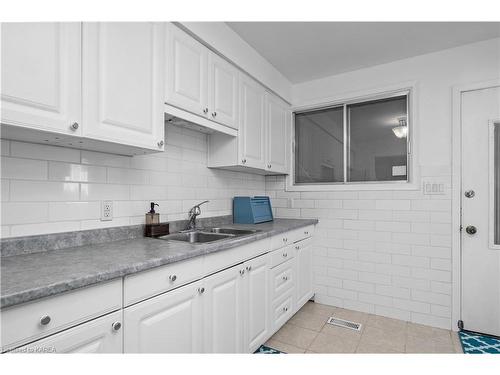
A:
[270, 244, 295, 268]
[124, 256, 204, 306]
[1, 279, 122, 351]
[271, 289, 294, 332]
[11, 311, 123, 354]
[293, 236, 313, 252]
[270, 225, 314, 250]
[204, 238, 270, 276]
[271, 258, 294, 301]
[294, 225, 314, 243]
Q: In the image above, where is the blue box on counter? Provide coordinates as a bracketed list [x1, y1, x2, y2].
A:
[233, 196, 274, 224]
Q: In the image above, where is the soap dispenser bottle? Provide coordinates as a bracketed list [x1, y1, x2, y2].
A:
[146, 202, 160, 225]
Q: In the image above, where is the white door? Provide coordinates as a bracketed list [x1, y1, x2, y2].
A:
[15, 311, 123, 353]
[1, 22, 81, 135]
[244, 254, 270, 353]
[203, 264, 244, 353]
[208, 52, 239, 129]
[296, 240, 313, 308]
[165, 24, 208, 117]
[266, 93, 289, 174]
[461, 85, 500, 336]
[82, 22, 165, 151]
[123, 281, 203, 353]
[239, 74, 266, 169]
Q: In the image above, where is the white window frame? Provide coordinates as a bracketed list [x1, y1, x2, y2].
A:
[287, 81, 419, 191]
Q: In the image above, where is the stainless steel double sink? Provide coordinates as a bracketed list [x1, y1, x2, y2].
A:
[157, 227, 261, 244]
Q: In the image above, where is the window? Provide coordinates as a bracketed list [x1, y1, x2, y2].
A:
[294, 93, 409, 185]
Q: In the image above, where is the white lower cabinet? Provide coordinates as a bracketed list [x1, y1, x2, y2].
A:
[203, 264, 245, 353]
[14, 311, 123, 354]
[243, 254, 271, 353]
[123, 280, 204, 353]
[295, 238, 314, 308]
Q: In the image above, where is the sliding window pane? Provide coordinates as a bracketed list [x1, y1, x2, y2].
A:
[295, 107, 344, 183]
[495, 124, 500, 245]
[347, 96, 408, 182]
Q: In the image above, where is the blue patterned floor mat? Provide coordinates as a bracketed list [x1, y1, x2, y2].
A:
[254, 345, 286, 354]
[459, 331, 500, 354]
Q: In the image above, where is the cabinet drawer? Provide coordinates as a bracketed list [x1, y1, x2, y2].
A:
[270, 225, 314, 250]
[1, 279, 122, 351]
[271, 289, 294, 332]
[270, 258, 294, 302]
[11, 311, 123, 354]
[293, 236, 313, 251]
[124, 256, 204, 306]
[270, 244, 295, 268]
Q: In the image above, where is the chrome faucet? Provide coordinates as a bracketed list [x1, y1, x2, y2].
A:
[186, 200, 209, 230]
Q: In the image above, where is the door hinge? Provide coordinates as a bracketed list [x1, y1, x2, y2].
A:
[458, 320, 464, 330]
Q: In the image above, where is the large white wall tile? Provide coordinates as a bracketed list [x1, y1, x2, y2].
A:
[10, 181, 79, 201]
[1, 157, 47, 180]
[49, 162, 107, 183]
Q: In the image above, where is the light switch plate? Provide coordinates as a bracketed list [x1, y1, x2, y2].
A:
[101, 200, 113, 221]
[422, 181, 445, 195]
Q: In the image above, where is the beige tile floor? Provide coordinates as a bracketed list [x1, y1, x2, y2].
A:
[265, 301, 463, 354]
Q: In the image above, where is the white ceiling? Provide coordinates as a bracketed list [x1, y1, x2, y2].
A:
[226, 22, 500, 83]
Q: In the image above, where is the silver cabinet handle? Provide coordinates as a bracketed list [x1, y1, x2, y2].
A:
[212, 112, 217, 117]
[40, 315, 51, 326]
[242, 159, 247, 164]
[203, 108, 208, 114]
[246, 265, 252, 271]
[464, 190, 475, 198]
[169, 275, 177, 282]
[198, 287, 205, 294]
[157, 140, 164, 148]
[282, 238, 288, 243]
[239, 269, 245, 276]
[295, 246, 300, 250]
[267, 164, 271, 169]
[70, 122, 79, 131]
[304, 231, 309, 235]
[282, 306, 289, 312]
[112, 321, 122, 331]
[282, 253, 288, 258]
[282, 275, 288, 281]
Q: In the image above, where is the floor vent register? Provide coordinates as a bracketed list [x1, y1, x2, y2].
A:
[326, 316, 362, 331]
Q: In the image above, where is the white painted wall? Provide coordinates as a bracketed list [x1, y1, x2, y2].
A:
[180, 22, 292, 103]
[267, 37, 500, 329]
[1, 125, 265, 238]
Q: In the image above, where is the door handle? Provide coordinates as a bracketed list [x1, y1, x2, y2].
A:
[465, 225, 477, 235]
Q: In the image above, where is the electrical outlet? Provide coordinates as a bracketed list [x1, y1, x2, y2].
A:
[101, 200, 113, 221]
[422, 181, 445, 195]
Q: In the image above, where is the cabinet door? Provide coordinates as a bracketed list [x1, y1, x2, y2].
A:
[296, 241, 313, 308]
[239, 73, 266, 169]
[124, 281, 203, 353]
[266, 93, 289, 174]
[14, 311, 123, 353]
[1, 22, 81, 135]
[243, 254, 270, 353]
[203, 264, 244, 353]
[82, 22, 165, 150]
[165, 24, 208, 117]
[208, 52, 239, 129]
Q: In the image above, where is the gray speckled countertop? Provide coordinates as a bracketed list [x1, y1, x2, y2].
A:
[1, 218, 317, 309]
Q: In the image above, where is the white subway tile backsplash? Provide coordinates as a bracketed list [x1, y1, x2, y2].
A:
[375, 199, 410, 210]
[49, 162, 107, 183]
[1, 202, 48, 224]
[10, 180, 79, 201]
[81, 150, 131, 168]
[1, 140, 10, 156]
[48, 201, 100, 222]
[81, 183, 130, 201]
[10, 221, 81, 237]
[1, 157, 47, 180]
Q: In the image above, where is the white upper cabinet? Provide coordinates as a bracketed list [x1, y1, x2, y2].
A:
[208, 52, 239, 129]
[82, 22, 165, 151]
[266, 93, 289, 174]
[1, 22, 81, 136]
[239, 73, 267, 170]
[165, 24, 208, 117]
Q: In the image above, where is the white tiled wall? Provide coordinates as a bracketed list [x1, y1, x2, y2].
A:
[266, 166, 452, 329]
[0, 125, 265, 238]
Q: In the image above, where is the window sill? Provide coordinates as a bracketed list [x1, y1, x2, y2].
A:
[285, 180, 420, 192]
